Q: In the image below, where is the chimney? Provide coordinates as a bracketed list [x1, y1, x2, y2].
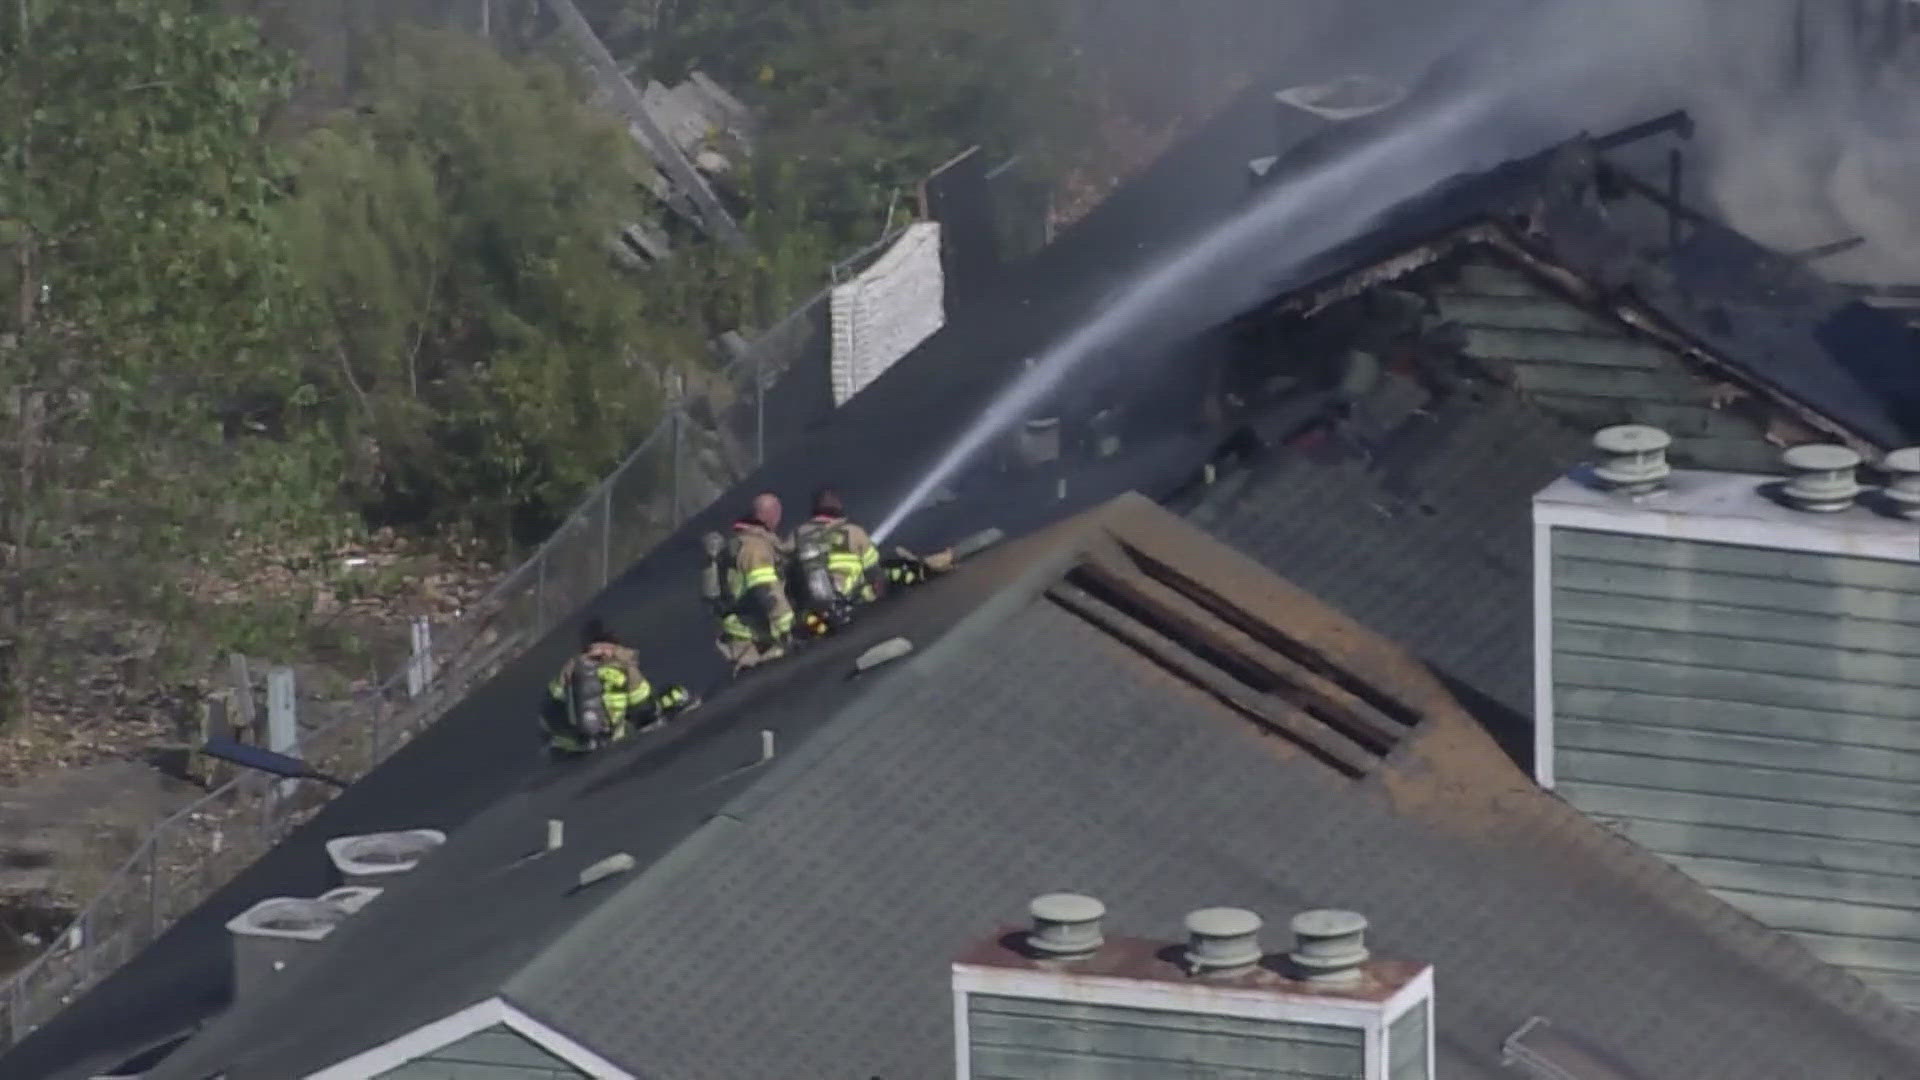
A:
[1590, 424, 1671, 497]
[1882, 447, 1920, 518]
[225, 897, 349, 1000]
[325, 828, 446, 888]
[1533, 449, 1920, 1010]
[1779, 443, 1861, 512]
[952, 902, 1433, 1080]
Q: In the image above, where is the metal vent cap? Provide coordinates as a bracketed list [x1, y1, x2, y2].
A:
[1184, 907, 1263, 975]
[1591, 425, 1671, 496]
[1780, 444, 1861, 513]
[1027, 893, 1105, 959]
[1289, 909, 1370, 983]
[1883, 447, 1920, 519]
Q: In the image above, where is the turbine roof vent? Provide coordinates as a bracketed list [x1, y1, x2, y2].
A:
[1780, 443, 1861, 513]
[1288, 908, 1371, 984]
[1590, 425, 1671, 496]
[1183, 907, 1263, 975]
[1026, 893, 1106, 959]
[1882, 447, 1920, 519]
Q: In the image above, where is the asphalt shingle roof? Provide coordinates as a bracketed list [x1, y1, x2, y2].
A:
[151, 496, 1920, 1080]
[17, 56, 1920, 1080]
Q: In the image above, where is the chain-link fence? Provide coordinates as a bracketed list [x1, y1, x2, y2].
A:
[0, 221, 916, 1053]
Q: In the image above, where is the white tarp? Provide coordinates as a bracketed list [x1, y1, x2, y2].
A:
[830, 221, 945, 406]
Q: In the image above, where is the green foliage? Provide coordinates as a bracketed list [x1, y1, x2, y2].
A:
[284, 27, 690, 546]
[0, 0, 348, 714]
[637, 0, 1089, 250]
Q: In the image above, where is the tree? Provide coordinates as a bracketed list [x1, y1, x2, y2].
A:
[0, 0, 342, 729]
[283, 27, 691, 546]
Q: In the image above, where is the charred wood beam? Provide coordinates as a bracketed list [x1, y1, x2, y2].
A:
[1667, 148, 1684, 252]
[1792, 235, 1867, 261]
[1591, 110, 1694, 152]
[1111, 537, 1426, 730]
[1045, 581, 1377, 778]
[1070, 555, 1405, 753]
[1598, 162, 1713, 230]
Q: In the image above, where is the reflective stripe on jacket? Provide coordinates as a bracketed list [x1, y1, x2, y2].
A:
[545, 644, 651, 749]
[797, 516, 880, 603]
[721, 521, 793, 641]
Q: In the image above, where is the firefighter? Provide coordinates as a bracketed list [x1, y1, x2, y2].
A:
[542, 619, 695, 757]
[790, 488, 885, 637]
[703, 492, 794, 674]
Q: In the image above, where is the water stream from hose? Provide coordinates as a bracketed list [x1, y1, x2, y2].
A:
[872, 83, 1520, 544]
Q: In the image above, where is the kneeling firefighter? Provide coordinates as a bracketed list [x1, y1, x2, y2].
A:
[542, 619, 696, 757]
[789, 488, 885, 639]
[701, 492, 795, 674]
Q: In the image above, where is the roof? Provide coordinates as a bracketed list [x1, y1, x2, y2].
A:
[151, 494, 1920, 1079]
[19, 70, 1920, 1080]
[1232, 117, 1920, 451]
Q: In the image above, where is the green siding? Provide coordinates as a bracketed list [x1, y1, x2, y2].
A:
[1435, 259, 1778, 473]
[377, 1024, 588, 1080]
[1386, 1000, 1428, 1080]
[968, 994, 1365, 1079]
[1550, 527, 1920, 1010]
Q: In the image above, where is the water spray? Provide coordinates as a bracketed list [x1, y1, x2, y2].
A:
[873, 83, 1515, 544]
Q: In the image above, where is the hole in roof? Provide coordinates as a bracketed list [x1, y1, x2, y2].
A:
[1043, 535, 1421, 779]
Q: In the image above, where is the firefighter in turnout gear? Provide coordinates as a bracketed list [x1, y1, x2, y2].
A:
[703, 492, 794, 674]
[790, 488, 885, 639]
[543, 619, 695, 757]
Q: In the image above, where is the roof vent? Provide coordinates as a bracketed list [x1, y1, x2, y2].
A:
[1591, 425, 1671, 496]
[225, 897, 349, 1000]
[1016, 416, 1062, 468]
[318, 885, 383, 916]
[1183, 907, 1263, 976]
[1882, 447, 1920, 519]
[1288, 909, 1371, 984]
[325, 828, 446, 887]
[1780, 443, 1861, 512]
[1025, 893, 1105, 959]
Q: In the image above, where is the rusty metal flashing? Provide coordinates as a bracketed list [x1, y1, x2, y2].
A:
[954, 928, 1422, 1004]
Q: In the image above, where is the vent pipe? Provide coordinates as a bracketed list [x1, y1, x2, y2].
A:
[1184, 907, 1263, 976]
[1591, 425, 1671, 496]
[318, 885, 383, 916]
[325, 828, 447, 887]
[226, 897, 349, 999]
[1288, 909, 1371, 984]
[1780, 444, 1862, 512]
[1883, 447, 1920, 519]
[1025, 893, 1105, 960]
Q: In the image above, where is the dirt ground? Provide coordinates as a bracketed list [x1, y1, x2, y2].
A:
[0, 533, 501, 981]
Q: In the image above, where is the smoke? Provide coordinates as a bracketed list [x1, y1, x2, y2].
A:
[1069, 0, 1920, 282]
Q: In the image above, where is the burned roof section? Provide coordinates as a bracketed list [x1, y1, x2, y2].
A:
[1236, 113, 1920, 452]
